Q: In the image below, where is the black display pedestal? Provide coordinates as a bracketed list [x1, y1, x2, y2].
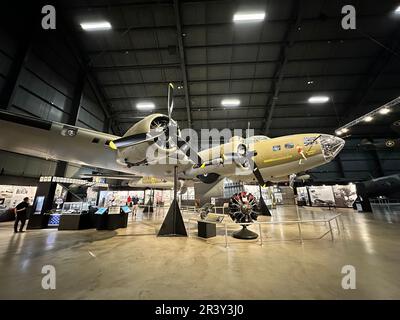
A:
[197, 221, 216, 238]
[297, 200, 307, 206]
[27, 214, 50, 229]
[58, 214, 92, 230]
[258, 185, 271, 216]
[95, 214, 108, 230]
[258, 195, 271, 216]
[120, 213, 129, 228]
[142, 200, 154, 214]
[158, 199, 187, 236]
[232, 225, 258, 239]
[158, 166, 187, 237]
[106, 213, 129, 230]
[107, 214, 122, 230]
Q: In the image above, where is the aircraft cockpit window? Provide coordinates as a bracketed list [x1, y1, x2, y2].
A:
[304, 137, 317, 146]
[285, 143, 294, 149]
[273, 145, 281, 151]
[92, 138, 100, 144]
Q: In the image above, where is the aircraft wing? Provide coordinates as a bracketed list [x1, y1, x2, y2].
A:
[0, 110, 134, 174]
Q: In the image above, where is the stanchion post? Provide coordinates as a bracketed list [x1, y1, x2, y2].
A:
[335, 217, 340, 234]
[224, 223, 228, 248]
[328, 220, 334, 241]
[297, 222, 303, 243]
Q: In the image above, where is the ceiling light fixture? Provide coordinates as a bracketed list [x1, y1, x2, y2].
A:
[308, 96, 330, 104]
[395, 5, 400, 14]
[342, 128, 349, 133]
[136, 102, 155, 111]
[233, 12, 266, 22]
[379, 108, 390, 115]
[221, 99, 241, 107]
[80, 21, 112, 31]
[335, 129, 343, 135]
[364, 116, 374, 122]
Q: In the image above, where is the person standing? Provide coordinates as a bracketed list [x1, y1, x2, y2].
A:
[132, 195, 139, 218]
[14, 197, 29, 233]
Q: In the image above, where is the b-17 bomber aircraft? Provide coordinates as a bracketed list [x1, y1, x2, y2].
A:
[0, 84, 345, 190]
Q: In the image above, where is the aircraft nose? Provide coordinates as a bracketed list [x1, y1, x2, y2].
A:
[319, 134, 345, 161]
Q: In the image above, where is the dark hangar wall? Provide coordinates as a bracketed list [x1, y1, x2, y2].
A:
[0, 7, 109, 181]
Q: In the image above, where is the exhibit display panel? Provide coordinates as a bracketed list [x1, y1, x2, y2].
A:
[86, 187, 98, 206]
[34, 196, 45, 214]
[244, 185, 261, 198]
[48, 214, 61, 227]
[0, 185, 37, 209]
[62, 202, 82, 214]
[181, 187, 195, 200]
[332, 184, 357, 208]
[98, 190, 145, 207]
[95, 207, 107, 215]
[121, 206, 132, 214]
[108, 206, 121, 215]
[297, 187, 310, 206]
[308, 186, 335, 207]
[243, 185, 285, 208]
[297, 185, 357, 208]
[157, 189, 173, 206]
[53, 183, 68, 209]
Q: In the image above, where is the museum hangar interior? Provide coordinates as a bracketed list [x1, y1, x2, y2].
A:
[0, 0, 400, 300]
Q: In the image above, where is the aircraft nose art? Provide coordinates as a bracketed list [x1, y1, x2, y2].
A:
[319, 135, 345, 161]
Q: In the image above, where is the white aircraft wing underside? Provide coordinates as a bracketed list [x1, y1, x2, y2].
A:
[0, 110, 134, 174]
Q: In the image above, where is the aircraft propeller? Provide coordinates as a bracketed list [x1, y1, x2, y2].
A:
[109, 83, 205, 167]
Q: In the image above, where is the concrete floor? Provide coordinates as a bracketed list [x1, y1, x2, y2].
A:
[0, 206, 399, 299]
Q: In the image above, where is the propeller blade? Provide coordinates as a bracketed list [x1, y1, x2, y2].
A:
[252, 162, 266, 187]
[110, 131, 164, 149]
[167, 83, 174, 120]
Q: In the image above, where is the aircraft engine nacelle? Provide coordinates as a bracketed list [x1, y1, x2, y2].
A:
[115, 114, 178, 167]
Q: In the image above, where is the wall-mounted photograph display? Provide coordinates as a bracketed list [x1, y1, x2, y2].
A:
[0, 185, 37, 209]
[308, 186, 335, 207]
[296, 187, 310, 206]
[332, 184, 357, 208]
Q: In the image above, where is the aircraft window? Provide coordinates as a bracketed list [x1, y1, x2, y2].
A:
[285, 143, 294, 149]
[273, 145, 281, 151]
[105, 140, 111, 146]
[92, 138, 100, 144]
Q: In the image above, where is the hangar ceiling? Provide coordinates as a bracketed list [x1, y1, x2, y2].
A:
[1, 0, 400, 182]
[58, 0, 400, 137]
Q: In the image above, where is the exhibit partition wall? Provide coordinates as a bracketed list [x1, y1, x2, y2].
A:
[243, 185, 295, 207]
[296, 187, 311, 206]
[0, 185, 37, 209]
[181, 187, 195, 201]
[332, 184, 357, 208]
[296, 184, 357, 208]
[86, 187, 99, 206]
[308, 186, 336, 207]
[98, 190, 145, 207]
